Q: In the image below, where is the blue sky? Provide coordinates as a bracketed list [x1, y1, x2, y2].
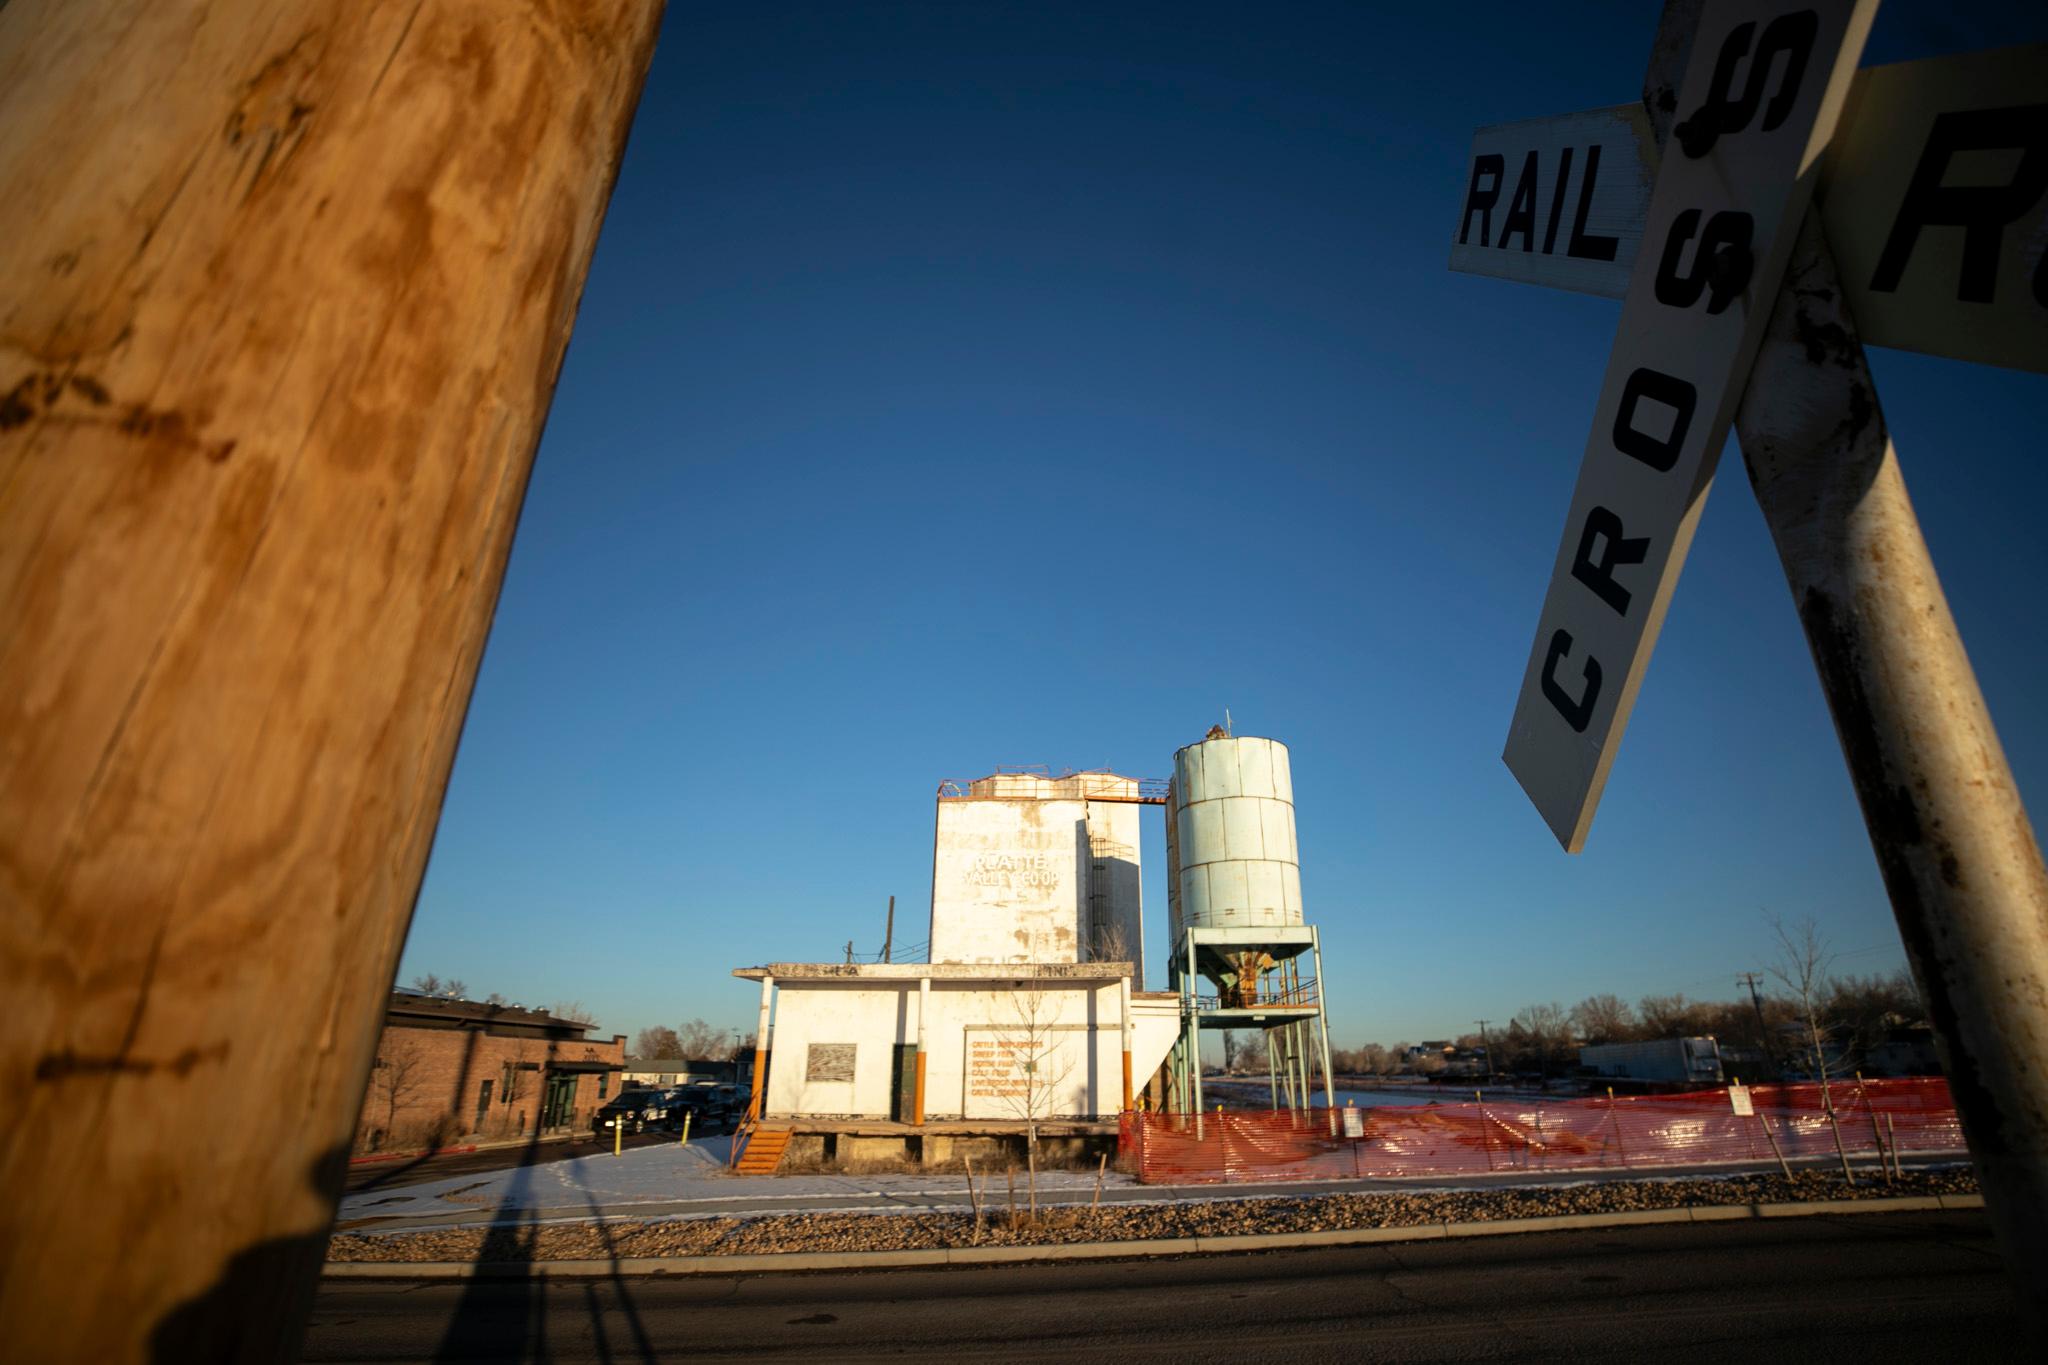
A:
[397, 1, 2048, 1051]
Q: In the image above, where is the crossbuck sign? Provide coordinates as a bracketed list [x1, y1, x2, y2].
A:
[1455, 0, 2048, 1290]
[1499, 0, 1876, 851]
[1465, 0, 2046, 852]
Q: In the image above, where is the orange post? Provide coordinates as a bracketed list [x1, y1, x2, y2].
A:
[1118, 974, 1135, 1113]
[747, 975, 773, 1122]
[913, 975, 930, 1125]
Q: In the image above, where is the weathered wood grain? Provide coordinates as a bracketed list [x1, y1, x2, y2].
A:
[0, 2, 664, 1357]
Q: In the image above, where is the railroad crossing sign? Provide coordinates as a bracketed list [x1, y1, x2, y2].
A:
[1457, 0, 2048, 1299]
[1451, 44, 2048, 375]
[1498, 0, 1877, 852]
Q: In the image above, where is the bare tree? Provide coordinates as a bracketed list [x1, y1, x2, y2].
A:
[1570, 994, 1636, 1044]
[367, 1035, 428, 1150]
[634, 1026, 684, 1059]
[993, 985, 1076, 1219]
[482, 992, 507, 1007]
[551, 1000, 597, 1026]
[1768, 912, 1856, 1181]
[675, 1018, 729, 1059]
[1088, 918, 1133, 967]
[1636, 992, 1699, 1038]
[1511, 1002, 1572, 1079]
[1236, 1030, 1268, 1073]
[1826, 969, 1925, 1070]
[1767, 915, 1839, 1084]
[404, 972, 467, 999]
[496, 1051, 537, 1136]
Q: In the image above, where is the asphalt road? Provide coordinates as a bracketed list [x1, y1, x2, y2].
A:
[303, 1209, 2019, 1363]
[344, 1132, 687, 1195]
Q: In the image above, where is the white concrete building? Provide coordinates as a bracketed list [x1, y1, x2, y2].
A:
[929, 769, 1147, 979]
[734, 963, 1178, 1122]
[732, 769, 1170, 1152]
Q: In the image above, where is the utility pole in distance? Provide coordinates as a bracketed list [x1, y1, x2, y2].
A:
[1476, 1021, 1495, 1083]
[0, 3, 665, 1361]
[1738, 973, 1778, 1078]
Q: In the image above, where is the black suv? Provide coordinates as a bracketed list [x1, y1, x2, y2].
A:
[594, 1090, 679, 1138]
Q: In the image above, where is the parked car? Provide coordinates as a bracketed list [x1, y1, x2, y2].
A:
[594, 1090, 682, 1138]
[668, 1085, 734, 1133]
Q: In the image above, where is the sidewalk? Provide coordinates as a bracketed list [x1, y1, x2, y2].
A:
[332, 1133, 1960, 1237]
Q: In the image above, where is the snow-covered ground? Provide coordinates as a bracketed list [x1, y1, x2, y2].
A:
[336, 1136, 1130, 1230]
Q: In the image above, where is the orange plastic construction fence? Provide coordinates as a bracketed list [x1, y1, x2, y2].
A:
[1118, 1079, 1964, 1184]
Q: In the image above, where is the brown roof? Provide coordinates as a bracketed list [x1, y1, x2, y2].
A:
[385, 991, 600, 1035]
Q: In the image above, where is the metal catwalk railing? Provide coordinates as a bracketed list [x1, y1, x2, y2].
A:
[937, 771, 1168, 803]
[1194, 980, 1320, 1011]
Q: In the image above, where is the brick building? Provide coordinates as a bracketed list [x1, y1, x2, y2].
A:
[354, 992, 626, 1154]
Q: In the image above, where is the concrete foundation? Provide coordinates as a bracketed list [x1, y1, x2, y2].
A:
[765, 1124, 1119, 1172]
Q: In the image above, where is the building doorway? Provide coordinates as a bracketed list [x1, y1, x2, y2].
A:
[541, 1073, 577, 1131]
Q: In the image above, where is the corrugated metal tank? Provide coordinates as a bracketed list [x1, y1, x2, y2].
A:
[1167, 734, 1302, 938]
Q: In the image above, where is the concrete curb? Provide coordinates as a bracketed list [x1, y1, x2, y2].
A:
[321, 1192, 1984, 1279]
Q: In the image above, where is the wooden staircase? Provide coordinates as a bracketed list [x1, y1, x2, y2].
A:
[731, 1122, 792, 1175]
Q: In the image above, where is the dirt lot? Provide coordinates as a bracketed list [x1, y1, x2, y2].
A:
[326, 1166, 1977, 1263]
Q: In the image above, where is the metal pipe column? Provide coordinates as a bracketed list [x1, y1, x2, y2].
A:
[1187, 928, 1205, 1132]
[1312, 929, 1338, 1112]
[1261, 1023, 1277, 1113]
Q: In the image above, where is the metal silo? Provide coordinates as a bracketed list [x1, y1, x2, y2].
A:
[1162, 728, 1334, 1123]
[1169, 733, 1302, 931]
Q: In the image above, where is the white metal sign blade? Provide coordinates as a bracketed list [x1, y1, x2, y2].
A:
[1822, 42, 2048, 373]
[1451, 45, 2048, 375]
[1504, 0, 1878, 853]
[1447, 104, 1656, 299]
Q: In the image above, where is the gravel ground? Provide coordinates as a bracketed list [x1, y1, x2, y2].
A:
[325, 1167, 1978, 1263]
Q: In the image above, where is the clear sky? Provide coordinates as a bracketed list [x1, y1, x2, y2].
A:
[396, 1, 2048, 1052]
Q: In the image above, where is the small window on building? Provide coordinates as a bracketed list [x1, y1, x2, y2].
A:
[806, 1043, 857, 1083]
[598, 1073, 608, 1098]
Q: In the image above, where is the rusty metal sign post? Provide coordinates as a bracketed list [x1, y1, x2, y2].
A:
[1460, 0, 2048, 1307]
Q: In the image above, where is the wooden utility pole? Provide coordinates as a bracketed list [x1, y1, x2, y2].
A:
[1738, 972, 1779, 1077]
[0, 3, 665, 1360]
